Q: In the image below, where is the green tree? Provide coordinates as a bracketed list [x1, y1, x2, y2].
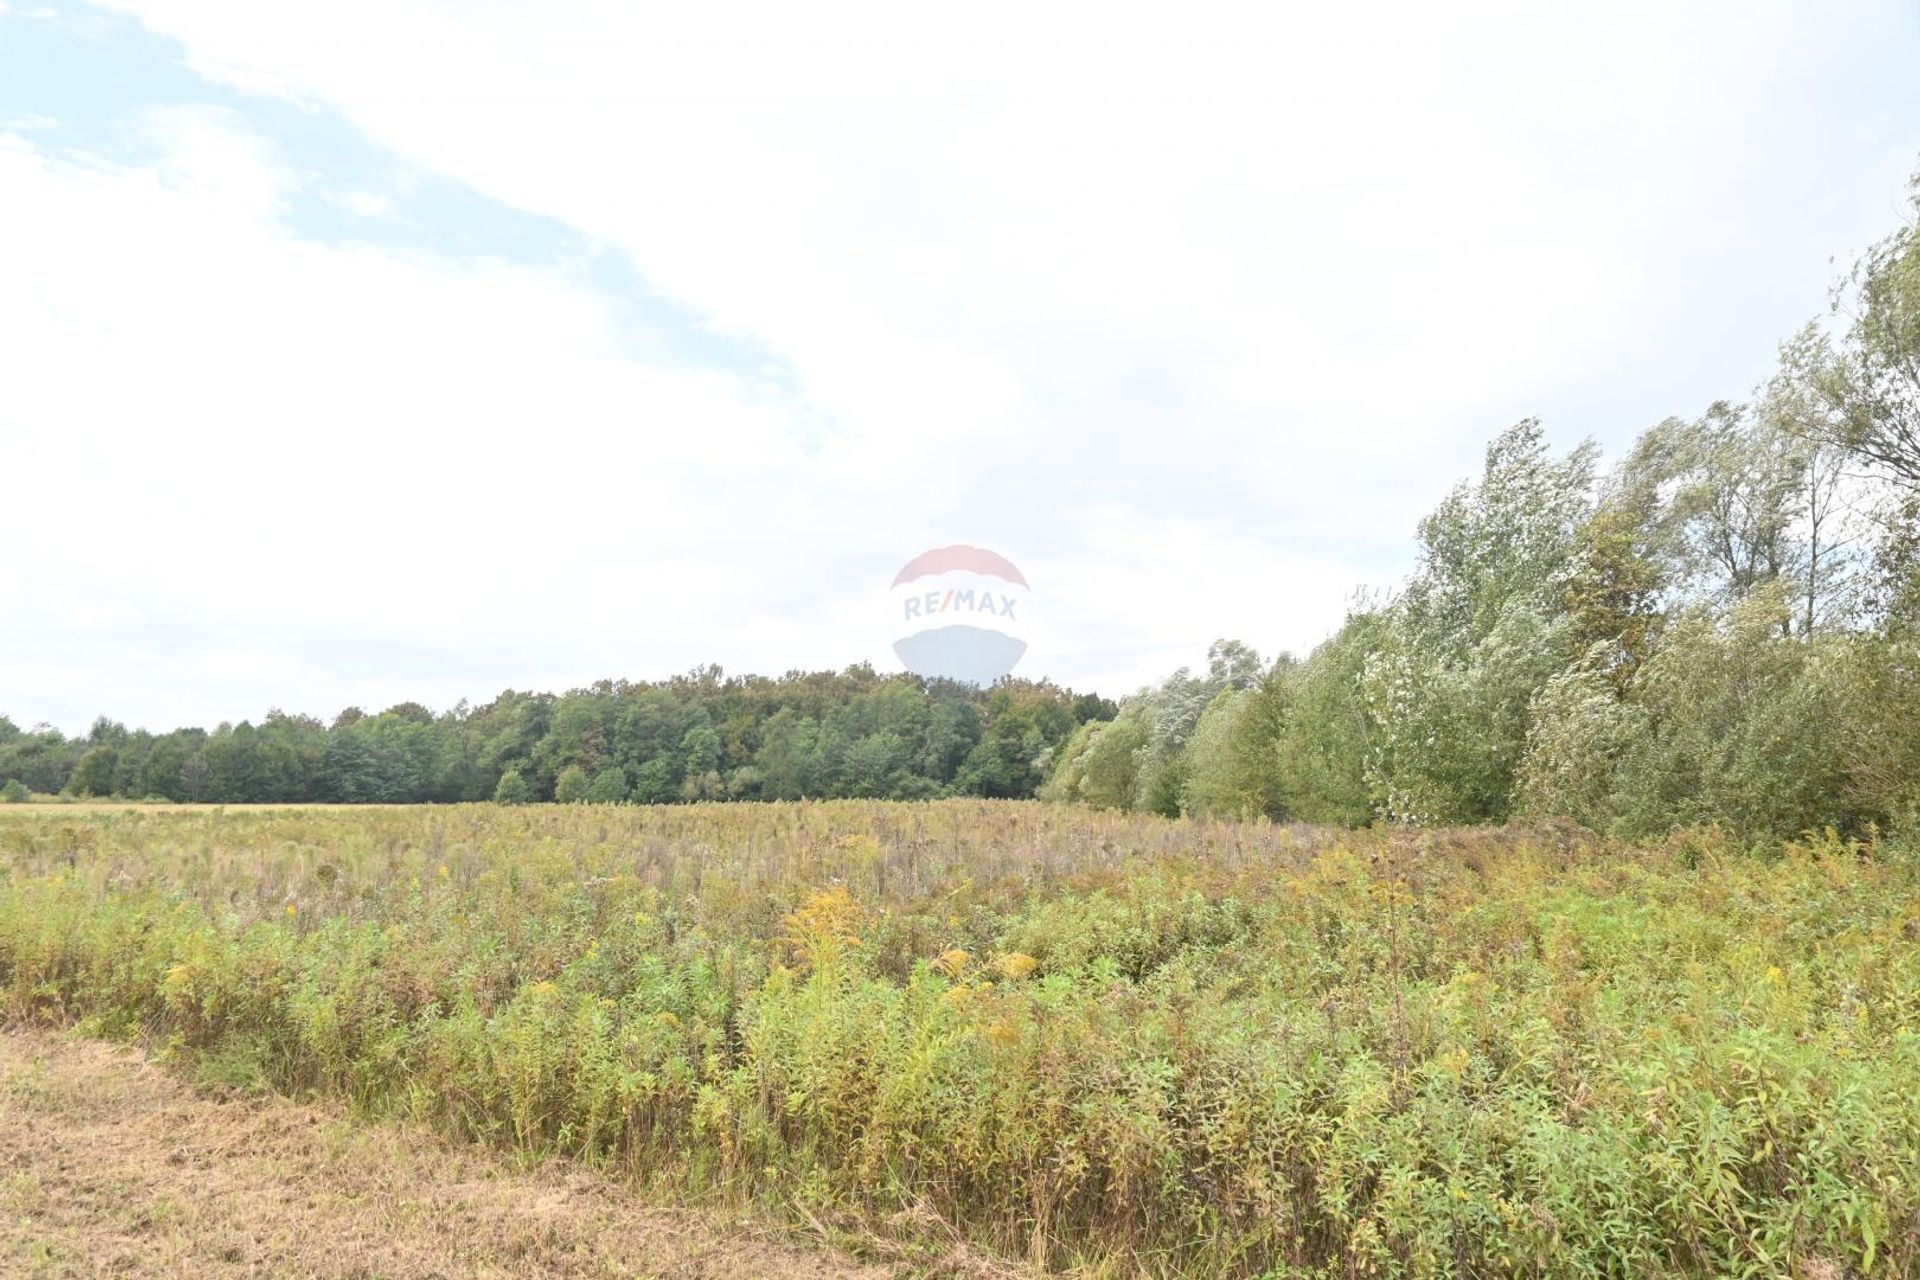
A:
[680, 769, 725, 802]
[533, 693, 610, 785]
[0, 724, 81, 796]
[1563, 507, 1664, 690]
[1125, 647, 1258, 815]
[492, 766, 533, 805]
[753, 709, 820, 800]
[1617, 403, 1808, 612]
[255, 711, 328, 802]
[1359, 421, 1596, 822]
[1039, 719, 1102, 804]
[1181, 659, 1292, 819]
[1522, 585, 1854, 840]
[66, 746, 120, 797]
[586, 765, 630, 803]
[842, 732, 908, 798]
[1804, 169, 1920, 486]
[1077, 713, 1149, 809]
[134, 732, 202, 802]
[916, 699, 982, 784]
[957, 716, 1045, 798]
[1276, 613, 1386, 825]
[1516, 657, 1644, 830]
[553, 764, 591, 804]
[1180, 690, 1259, 818]
[630, 758, 677, 805]
[681, 721, 722, 778]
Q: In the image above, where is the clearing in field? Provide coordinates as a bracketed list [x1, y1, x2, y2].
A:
[2, 800, 1917, 1277]
[0, 1028, 890, 1279]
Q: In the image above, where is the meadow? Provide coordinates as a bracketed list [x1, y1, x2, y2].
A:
[2, 801, 1917, 1278]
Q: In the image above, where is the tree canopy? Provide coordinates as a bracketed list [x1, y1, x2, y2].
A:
[1043, 161, 1920, 843]
[3, 671, 1112, 806]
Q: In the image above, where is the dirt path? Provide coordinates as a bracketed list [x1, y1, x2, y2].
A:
[0, 1031, 895, 1279]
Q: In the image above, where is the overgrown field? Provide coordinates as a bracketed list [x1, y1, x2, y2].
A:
[2, 802, 1918, 1277]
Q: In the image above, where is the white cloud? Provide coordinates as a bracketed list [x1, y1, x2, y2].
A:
[75, 2, 1920, 538]
[1032, 517, 1381, 693]
[85, 1, 1919, 456]
[337, 188, 391, 217]
[4, 0, 1919, 731]
[0, 118, 833, 726]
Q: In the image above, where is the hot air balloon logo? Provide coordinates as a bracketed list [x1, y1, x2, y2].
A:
[888, 545, 1030, 685]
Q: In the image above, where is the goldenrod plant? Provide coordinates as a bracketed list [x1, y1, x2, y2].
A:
[3, 801, 1916, 1276]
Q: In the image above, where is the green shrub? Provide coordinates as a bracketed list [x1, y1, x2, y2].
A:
[586, 765, 629, 804]
[491, 767, 532, 805]
[1, 802, 1916, 1276]
[553, 765, 591, 804]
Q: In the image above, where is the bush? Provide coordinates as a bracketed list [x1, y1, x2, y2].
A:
[552, 765, 591, 804]
[0, 778, 28, 803]
[491, 767, 532, 805]
[586, 765, 630, 804]
[1522, 588, 1861, 840]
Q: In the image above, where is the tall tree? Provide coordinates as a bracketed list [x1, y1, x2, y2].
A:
[1814, 172, 1920, 486]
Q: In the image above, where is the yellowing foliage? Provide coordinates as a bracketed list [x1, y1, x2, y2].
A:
[1, 801, 1917, 1277]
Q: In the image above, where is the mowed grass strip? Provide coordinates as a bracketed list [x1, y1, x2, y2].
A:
[0, 1028, 894, 1279]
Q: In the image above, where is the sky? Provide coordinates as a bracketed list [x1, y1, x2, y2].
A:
[4, 0, 1920, 735]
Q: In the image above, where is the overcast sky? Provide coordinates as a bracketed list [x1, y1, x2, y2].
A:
[4, 0, 1920, 734]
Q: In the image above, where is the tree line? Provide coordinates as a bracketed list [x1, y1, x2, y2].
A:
[0, 668, 1114, 805]
[1045, 169, 1920, 842]
[10, 169, 1918, 832]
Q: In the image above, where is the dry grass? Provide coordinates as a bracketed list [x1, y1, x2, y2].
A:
[2, 803, 1915, 1276]
[0, 1028, 894, 1279]
[0, 802, 412, 815]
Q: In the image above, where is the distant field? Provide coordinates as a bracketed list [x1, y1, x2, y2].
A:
[2, 802, 1917, 1277]
[0, 800, 418, 813]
